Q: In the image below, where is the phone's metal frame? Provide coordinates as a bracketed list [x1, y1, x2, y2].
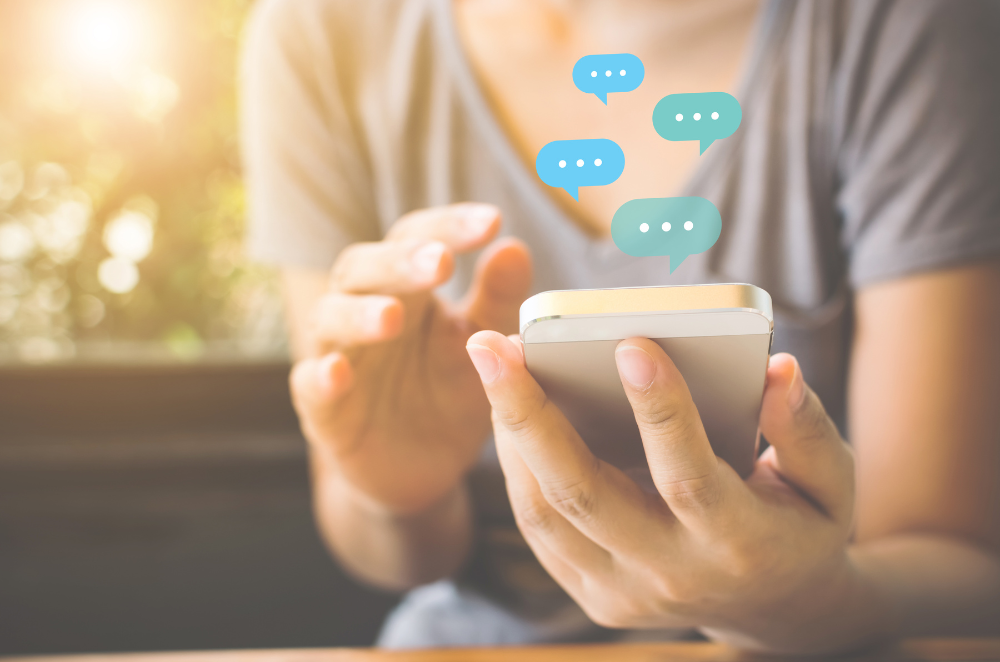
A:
[520, 284, 773, 479]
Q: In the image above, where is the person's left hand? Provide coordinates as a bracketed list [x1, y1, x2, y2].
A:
[465, 331, 873, 653]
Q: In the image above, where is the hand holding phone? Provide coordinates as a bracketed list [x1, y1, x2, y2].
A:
[465, 310, 860, 648]
[519, 284, 773, 477]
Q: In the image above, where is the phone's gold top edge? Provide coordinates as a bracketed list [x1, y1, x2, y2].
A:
[519, 283, 773, 332]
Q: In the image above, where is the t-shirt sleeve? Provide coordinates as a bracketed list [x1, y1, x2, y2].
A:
[837, 1, 1000, 288]
[239, 0, 378, 270]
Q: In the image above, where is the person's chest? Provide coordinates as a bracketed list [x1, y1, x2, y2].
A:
[454, 0, 760, 238]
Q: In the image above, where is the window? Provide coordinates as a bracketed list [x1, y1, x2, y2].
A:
[0, 0, 285, 365]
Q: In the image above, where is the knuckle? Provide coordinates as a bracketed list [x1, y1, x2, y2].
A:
[512, 496, 557, 535]
[542, 460, 601, 521]
[649, 569, 708, 612]
[718, 537, 768, 584]
[634, 395, 680, 428]
[656, 468, 721, 509]
[634, 397, 699, 442]
[651, 570, 688, 603]
[491, 391, 549, 433]
[545, 481, 596, 521]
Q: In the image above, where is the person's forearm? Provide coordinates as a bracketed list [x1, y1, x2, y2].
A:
[850, 534, 1000, 637]
[701, 549, 890, 654]
[309, 449, 473, 592]
[705, 535, 1000, 654]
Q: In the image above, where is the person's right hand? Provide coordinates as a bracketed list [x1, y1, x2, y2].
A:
[290, 203, 532, 516]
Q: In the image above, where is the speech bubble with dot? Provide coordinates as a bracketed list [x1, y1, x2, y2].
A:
[572, 54, 645, 104]
[611, 196, 721, 273]
[652, 92, 742, 154]
[535, 139, 625, 200]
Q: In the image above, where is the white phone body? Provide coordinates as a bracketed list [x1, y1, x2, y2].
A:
[519, 284, 773, 479]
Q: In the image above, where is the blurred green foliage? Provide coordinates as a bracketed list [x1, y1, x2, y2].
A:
[0, 0, 285, 363]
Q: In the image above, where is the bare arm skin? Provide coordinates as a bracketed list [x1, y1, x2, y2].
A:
[306, 439, 474, 593]
[848, 262, 1000, 635]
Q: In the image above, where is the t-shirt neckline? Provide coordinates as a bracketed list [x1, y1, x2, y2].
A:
[430, 0, 776, 269]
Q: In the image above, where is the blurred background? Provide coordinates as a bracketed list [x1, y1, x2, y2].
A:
[0, 0, 398, 654]
[0, 0, 279, 361]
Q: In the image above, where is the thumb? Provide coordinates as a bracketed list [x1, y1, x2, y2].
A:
[758, 353, 854, 524]
[462, 237, 532, 334]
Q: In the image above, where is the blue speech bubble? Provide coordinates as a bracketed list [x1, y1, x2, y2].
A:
[573, 54, 644, 104]
[611, 197, 722, 273]
[652, 92, 742, 154]
[535, 139, 625, 200]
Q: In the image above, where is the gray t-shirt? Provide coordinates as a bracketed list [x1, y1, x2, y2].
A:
[240, 0, 1000, 647]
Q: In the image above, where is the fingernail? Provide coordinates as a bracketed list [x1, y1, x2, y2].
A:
[363, 301, 387, 334]
[787, 359, 806, 411]
[467, 344, 501, 384]
[616, 346, 656, 389]
[411, 242, 445, 276]
[461, 205, 498, 237]
[318, 354, 339, 394]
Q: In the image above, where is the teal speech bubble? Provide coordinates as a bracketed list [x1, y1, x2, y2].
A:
[611, 197, 721, 273]
[652, 92, 742, 154]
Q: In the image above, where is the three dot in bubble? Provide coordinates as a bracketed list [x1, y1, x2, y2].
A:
[591, 70, 628, 78]
[638, 221, 694, 233]
[558, 158, 603, 169]
[675, 112, 720, 122]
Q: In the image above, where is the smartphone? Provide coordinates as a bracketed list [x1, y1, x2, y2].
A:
[520, 283, 773, 479]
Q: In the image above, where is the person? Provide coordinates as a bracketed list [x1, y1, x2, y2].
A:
[239, 0, 1000, 653]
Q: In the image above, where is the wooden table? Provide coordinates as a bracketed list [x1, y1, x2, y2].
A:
[5, 640, 1000, 662]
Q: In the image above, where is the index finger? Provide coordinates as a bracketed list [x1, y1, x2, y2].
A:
[466, 330, 670, 558]
[615, 338, 735, 526]
[386, 203, 501, 251]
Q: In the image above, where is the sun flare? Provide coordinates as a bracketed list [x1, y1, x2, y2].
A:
[64, 1, 144, 74]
